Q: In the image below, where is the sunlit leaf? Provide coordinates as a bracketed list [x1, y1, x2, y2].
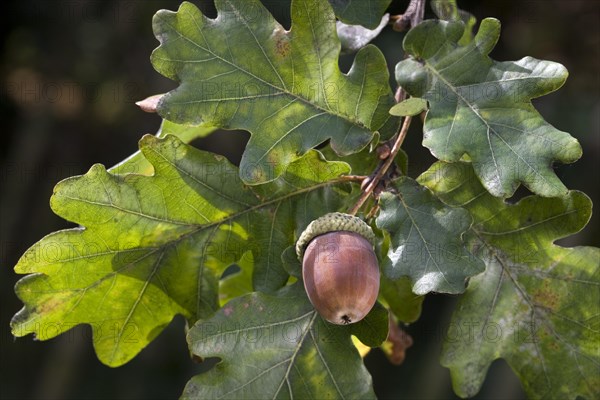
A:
[152, 0, 396, 184]
[109, 119, 216, 176]
[11, 135, 353, 366]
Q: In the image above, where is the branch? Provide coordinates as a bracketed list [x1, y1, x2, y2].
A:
[348, 0, 425, 216]
[348, 115, 412, 216]
[338, 175, 368, 182]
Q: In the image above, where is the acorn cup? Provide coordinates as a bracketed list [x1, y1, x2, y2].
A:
[296, 213, 380, 325]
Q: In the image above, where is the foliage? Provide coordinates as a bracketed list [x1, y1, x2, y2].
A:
[151, 0, 396, 185]
[395, 18, 581, 198]
[183, 284, 388, 399]
[420, 162, 599, 399]
[10, 0, 598, 399]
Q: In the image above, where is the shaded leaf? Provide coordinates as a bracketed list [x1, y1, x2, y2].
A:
[320, 143, 408, 176]
[152, 0, 395, 185]
[347, 302, 389, 347]
[430, 0, 459, 20]
[330, 0, 392, 29]
[281, 245, 302, 278]
[380, 276, 423, 323]
[376, 231, 423, 323]
[376, 177, 485, 294]
[11, 135, 353, 366]
[183, 284, 386, 399]
[420, 161, 600, 399]
[396, 18, 581, 197]
[430, 0, 476, 45]
[389, 97, 428, 116]
[337, 13, 389, 53]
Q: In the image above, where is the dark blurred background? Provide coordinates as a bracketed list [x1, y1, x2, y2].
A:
[1, 0, 598, 399]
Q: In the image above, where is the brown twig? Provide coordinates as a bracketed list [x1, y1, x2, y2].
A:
[338, 174, 368, 182]
[365, 203, 380, 220]
[347, 0, 425, 216]
[348, 115, 412, 216]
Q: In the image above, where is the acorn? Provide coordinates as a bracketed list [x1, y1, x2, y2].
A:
[296, 213, 380, 325]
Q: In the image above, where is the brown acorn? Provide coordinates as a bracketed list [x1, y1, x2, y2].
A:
[296, 213, 380, 325]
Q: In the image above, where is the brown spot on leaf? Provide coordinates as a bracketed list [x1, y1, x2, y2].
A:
[548, 340, 560, 351]
[36, 297, 66, 315]
[533, 282, 560, 311]
[273, 28, 291, 57]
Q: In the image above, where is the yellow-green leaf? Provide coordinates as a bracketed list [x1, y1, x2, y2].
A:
[11, 135, 353, 366]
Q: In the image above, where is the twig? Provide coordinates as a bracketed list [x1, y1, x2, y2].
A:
[365, 203, 380, 220]
[338, 175, 368, 182]
[348, 115, 412, 216]
[347, 0, 425, 216]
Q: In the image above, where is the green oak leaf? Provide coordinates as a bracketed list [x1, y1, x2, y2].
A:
[380, 276, 423, 323]
[419, 162, 600, 399]
[395, 18, 582, 198]
[151, 0, 395, 185]
[11, 135, 354, 367]
[330, 0, 392, 29]
[320, 143, 409, 176]
[109, 119, 216, 176]
[376, 177, 485, 295]
[183, 284, 387, 399]
[389, 97, 428, 117]
[281, 245, 302, 278]
[218, 252, 254, 307]
[430, 0, 459, 20]
[430, 0, 476, 45]
[376, 228, 423, 323]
